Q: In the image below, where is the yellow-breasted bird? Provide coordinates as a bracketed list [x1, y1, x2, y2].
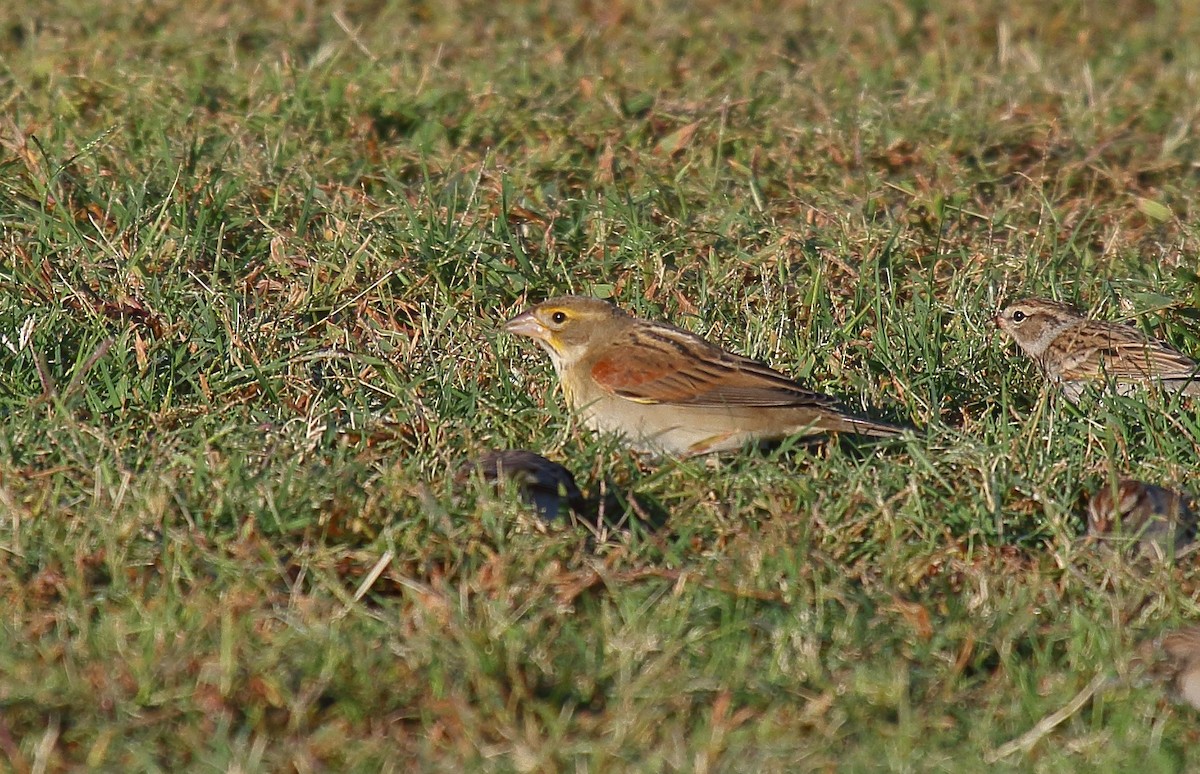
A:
[505, 295, 902, 456]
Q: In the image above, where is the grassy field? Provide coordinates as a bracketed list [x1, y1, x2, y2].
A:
[3, 0, 1200, 770]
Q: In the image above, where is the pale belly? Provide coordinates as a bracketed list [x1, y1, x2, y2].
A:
[576, 395, 786, 456]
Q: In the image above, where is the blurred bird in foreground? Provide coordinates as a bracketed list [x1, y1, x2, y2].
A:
[1160, 628, 1200, 710]
[504, 295, 903, 457]
[454, 449, 667, 532]
[455, 449, 585, 522]
[1085, 479, 1197, 562]
[1134, 626, 1200, 711]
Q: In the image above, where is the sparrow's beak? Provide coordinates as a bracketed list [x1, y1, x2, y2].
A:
[503, 310, 549, 340]
[991, 314, 1002, 328]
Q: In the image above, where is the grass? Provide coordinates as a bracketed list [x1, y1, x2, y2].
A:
[3, 0, 1200, 769]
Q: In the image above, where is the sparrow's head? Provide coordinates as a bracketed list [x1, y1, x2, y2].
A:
[504, 295, 626, 369]
[1087, 478, 1195, 561]
[994, 297, 1084, 356]
[1086, 478, 1145, 536]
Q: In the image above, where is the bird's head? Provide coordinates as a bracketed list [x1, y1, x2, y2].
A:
[994, 297, 1082, 356]
[504, 295, 624, 372]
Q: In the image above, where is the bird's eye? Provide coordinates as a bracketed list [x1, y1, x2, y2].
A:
[551, 311, 568, 324]
[1011, 310, 1026, 323]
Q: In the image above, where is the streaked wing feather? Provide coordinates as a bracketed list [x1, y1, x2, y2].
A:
[588, 324, 839, 408]
[1056, 327, 1200, 381]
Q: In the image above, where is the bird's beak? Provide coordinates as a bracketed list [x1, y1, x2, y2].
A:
[991, 314, 1002, 328]
[503, 310, 549, 340]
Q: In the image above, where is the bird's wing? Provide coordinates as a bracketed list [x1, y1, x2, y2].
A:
[1056, 326, 1200, 382]
[586, 324, 840, 408]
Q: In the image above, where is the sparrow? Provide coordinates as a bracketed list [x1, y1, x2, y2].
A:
[994, 297, 1200, 402]
[455, 449, 585, 521]
[1085, 479, 1197, 562]
[1161, 627, 1200, 710]
[504, 295, 902, 456]
[1134, 626, 1200, 711]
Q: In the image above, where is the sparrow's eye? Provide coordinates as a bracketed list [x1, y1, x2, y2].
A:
[1011, 310, 1026, 323]
[551, 311, 568, 324]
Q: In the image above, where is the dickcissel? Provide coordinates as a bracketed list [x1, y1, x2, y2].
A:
[995, 297, 1200, 402]
[504, 295, 903, 456]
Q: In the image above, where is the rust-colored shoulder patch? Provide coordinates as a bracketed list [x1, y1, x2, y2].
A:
[591, 356, 674, 390]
